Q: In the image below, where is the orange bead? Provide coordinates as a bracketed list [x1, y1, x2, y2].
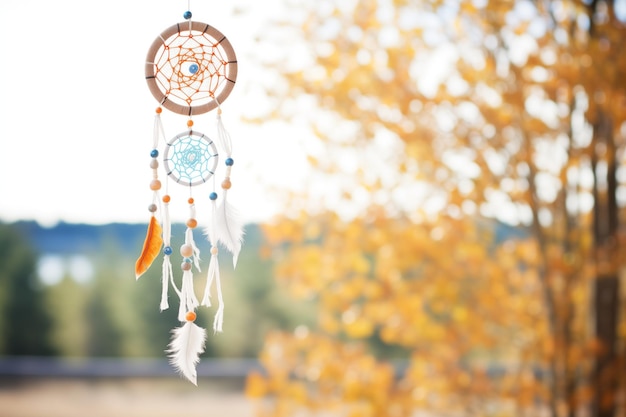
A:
[162, 194, 171, 203]
[156, 107, 162, 114]
[150, 179, 161, 190]
[221, 178, 232, 190]
[186, 218, 198, 229]
[185, 311, 197, 322]
[188, 197, 194, 204]
[187, 119, 194, 127]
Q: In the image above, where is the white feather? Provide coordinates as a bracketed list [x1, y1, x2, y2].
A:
[215, 198, 245, 267]
[167, 321, 206, 385]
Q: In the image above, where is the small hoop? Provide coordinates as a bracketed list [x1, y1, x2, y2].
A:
[163, 130, 219, 186]
[145, 21, 238, 115]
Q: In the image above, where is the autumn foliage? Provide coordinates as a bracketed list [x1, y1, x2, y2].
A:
[246, 1, 626, 416]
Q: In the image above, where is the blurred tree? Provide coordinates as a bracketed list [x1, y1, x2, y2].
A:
[46, 274, 90, 357]
[245, 1, 626, 417]
[46, 273, 89, 356]
[0, 222, 56, 356]
[85, 265, 126, 357]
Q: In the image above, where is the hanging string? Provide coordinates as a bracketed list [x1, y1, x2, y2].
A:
[202, 190, 218, 308]
[152, 107, 179, 309]
[161, 193, 176, 310]
[178, 225, 200, 321]
[135, 108, 166, 281]
[184, 0, 193, 30]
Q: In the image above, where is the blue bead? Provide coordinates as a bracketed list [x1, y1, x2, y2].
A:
[225, 157, 234, 166]
[150, 149, 159, 158]
[183, 10, 192, 19]
[189, 63, 199, 74]
[209, 192, 218, 200]
[183, 257, 192, 263]
[164, 246, 173, 255]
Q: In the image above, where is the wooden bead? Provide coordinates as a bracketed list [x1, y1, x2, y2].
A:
[188, 197, 194, 204]
[150, 179, 161, 190]
[185, 311, 197, 322]
[181, 261, 192, 271]
[162, 194, 171, 203]
[186, 218, 198, 229]
[156, 107, 162, 114]
[221, 178, 232, 190]
[187, 119, 194, 127]
[180, 244, 194, 257]
[211, 246, 218, 255]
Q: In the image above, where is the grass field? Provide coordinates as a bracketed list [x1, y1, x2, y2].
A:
[0, 377, 254, 417]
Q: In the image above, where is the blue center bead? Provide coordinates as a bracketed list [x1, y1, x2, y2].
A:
[189, 63, 199, 74]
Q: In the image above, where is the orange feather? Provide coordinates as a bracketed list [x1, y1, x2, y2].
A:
[135, 216, 164, 279]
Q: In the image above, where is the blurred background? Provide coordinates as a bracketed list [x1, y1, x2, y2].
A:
[2, 0, 626, 416]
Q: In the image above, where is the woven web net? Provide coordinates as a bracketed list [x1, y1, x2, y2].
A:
[147, 23, 236, 114]
[164, 132, 218, 186]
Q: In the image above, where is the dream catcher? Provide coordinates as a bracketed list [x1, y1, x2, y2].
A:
[135, 3, 243, 385]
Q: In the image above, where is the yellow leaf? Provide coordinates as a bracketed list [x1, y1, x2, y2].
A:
[245, 371, 268, 398]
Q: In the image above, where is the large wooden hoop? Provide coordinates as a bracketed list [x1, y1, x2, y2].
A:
[145, 21, 238, 115]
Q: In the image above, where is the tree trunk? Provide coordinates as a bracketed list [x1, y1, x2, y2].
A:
[591, 110, 620, 417]
[593, 276, 619, 417]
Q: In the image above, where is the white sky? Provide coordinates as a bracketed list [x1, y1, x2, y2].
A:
[0, 0, 311, 226]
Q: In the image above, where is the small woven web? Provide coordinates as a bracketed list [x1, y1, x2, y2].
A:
[164, 133, 218, 186]
[154, 28, 232, 108]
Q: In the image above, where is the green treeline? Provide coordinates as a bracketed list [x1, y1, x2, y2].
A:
[0, 222, 314, 358]
[0, 223, 56, 355]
